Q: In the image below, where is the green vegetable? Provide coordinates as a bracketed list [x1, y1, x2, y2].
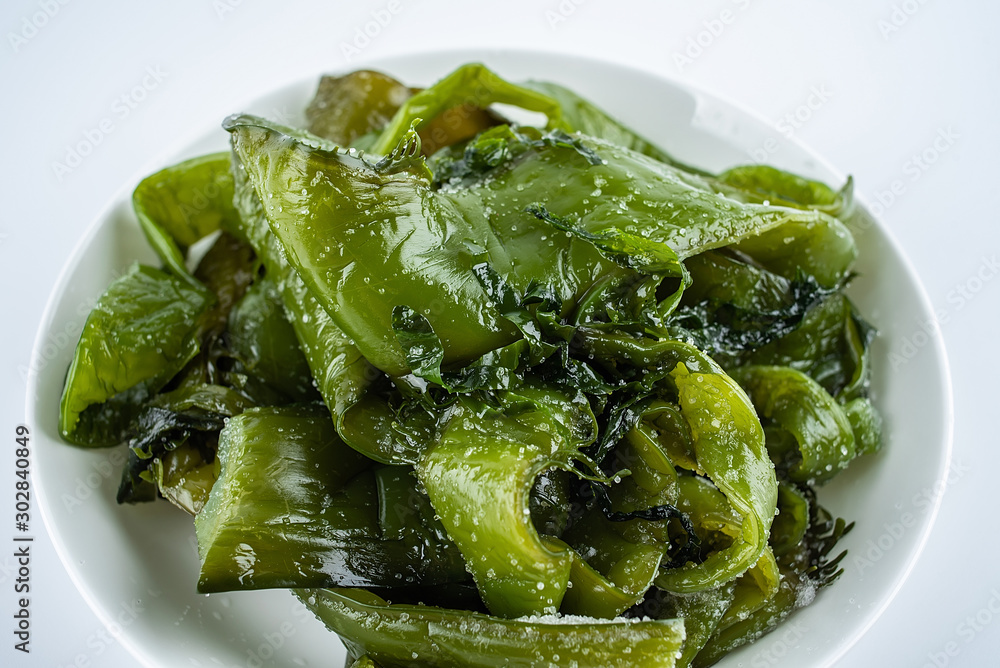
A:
[196, 406, 468, 592]
[297, 587, 686, 667]
[116, 383, 252, 504]
[132, 152, 240, 282]
[416, 394, 591, 618]
[306, 70, 412, 147]
[57, 61, 884, 667]
[657, 362, 777, 592]
[225, 276, 318, 402]
[370, 63, 567, 155]
[59, 263, 212, 446]
[730, 365, 856, 484]
[227, 114, 518, 375]
[522, 80, 687, 166]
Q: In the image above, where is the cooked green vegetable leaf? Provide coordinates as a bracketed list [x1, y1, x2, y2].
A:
[298, 587, 686, 667]
[730, 365, 857, 484]
[306, 70, 412, 147]
[59, 263, 212, 446]
[196, 406, 468, 592]
[57, 62, 884, 668]
[226, 276, 317, 402]
[417, 396, 585, 618]
[226, 114, 518, 376]
[133, 152, 240, 281]
[370, 63, 567, 155]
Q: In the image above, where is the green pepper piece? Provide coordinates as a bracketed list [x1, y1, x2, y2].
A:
[718, 546, 781, 632]
[682, 250, 793, 314]
[638, 401, 699, 476]
[59, 263, 212, 446]
[116, 383, 255, 504]
[671, 474, 741, 547]
[451, 130, 855, 293]
[714, 165, 853, 218]
[226, 276, 318, 402]
[228, 145, 420, 466]
[844, 396, 883, 456]
[150, 440, 217, 515]
[132, 152, 240, 281]
[730, 365, 856, 484]
[608, 418, 681, 507]
[565, 331, 779, 594]
[692, 568, 800, 668]
[195, 406, 469, 592]
[226, 114, 518, 376]
[189, 229, 256, 342]
[709, 166, 856, 285]
[732, 213, 856, 289]
[370, 63, 567, 156]
[643, 582, 736, 668]
[297, 587, 686, 667]
[840, 307, 876, 401]
[558, 521, 665, 618]
[416, 399, 578, 617]
[695, 500, 854, 665]
[148, 382, 254, 416]
[306, 70, 412, 147]
[770, 482, 810, 557]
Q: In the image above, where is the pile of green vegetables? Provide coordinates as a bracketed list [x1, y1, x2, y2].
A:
[58, 64, 881, 667]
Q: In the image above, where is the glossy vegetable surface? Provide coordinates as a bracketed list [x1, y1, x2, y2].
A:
[58, 62, 882, 667]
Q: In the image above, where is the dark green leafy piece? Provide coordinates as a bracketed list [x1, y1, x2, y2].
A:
[744, 293, 874, 400]
[226, 276, 317, 402]
[672, 251, 836, 360]
[59, 263, 212, 446]
[116, 383, 252, 504]
[132, 152, 240, 281]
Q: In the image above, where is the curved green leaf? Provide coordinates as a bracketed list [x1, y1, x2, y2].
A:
[297, 587, 686, 667]
[730, 365, 856, 484]
[59, 263, 211, 445]
[133, 152, 239, 281]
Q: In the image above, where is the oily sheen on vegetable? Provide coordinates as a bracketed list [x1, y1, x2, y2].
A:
[58, 63, 881, 667]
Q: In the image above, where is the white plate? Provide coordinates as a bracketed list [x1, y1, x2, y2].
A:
[28, 49, 952, 668]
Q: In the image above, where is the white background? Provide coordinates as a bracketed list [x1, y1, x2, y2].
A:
[1, 1, 998, 666]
